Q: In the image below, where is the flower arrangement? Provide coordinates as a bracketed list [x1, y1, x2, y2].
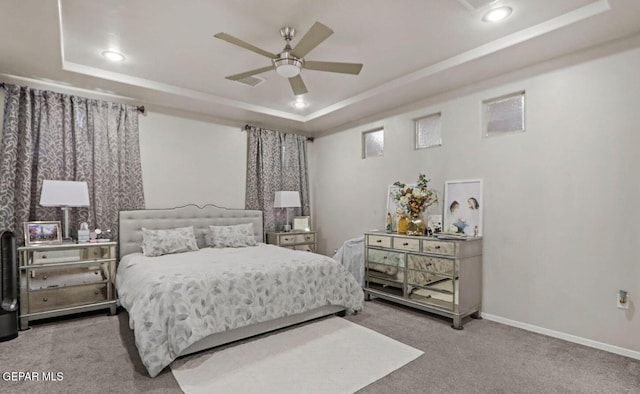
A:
[393, 173, 437, 217]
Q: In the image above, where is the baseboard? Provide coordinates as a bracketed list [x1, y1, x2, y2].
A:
[480, 313, 640, 361]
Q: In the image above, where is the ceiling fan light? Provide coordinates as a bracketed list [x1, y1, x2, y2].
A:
[482, 6, 512, 22]
[274, 57, 303, 78]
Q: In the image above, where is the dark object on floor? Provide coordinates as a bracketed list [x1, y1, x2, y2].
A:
[0, 230, 19, 341]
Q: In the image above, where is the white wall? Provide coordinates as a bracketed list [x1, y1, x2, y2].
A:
[310, 45, 640, 353]
[139, 112, 246, 208]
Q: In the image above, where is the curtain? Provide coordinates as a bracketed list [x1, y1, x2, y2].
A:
[245, 126, 310, 232]
[0, 84, 145, 243]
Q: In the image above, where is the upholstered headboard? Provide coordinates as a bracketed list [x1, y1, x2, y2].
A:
[118, 204, 264, 258]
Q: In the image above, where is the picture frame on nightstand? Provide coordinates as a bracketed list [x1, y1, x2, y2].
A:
[292, 216, 311, 231]
[24, 221, 62, 246]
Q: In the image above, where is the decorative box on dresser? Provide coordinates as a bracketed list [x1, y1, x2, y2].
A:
[266, 231, 317, 252]
[364, 231, 482, 329]
[18, 242, 117, 330]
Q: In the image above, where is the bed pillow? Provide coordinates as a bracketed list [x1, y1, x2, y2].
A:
[141, 226, 199, 257]
[206, 223, 257, 248]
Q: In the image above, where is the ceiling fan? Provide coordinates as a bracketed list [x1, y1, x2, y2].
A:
[214, 22, 363, 96]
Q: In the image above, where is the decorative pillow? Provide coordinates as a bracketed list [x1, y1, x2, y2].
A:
[141, 226, 199, 257]
[206, 223, 257, 248]
[174, 226, 199, 252]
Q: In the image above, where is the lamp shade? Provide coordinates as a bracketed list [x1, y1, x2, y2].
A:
[273, 191, 301, 208]
[39, 180, 90, 207]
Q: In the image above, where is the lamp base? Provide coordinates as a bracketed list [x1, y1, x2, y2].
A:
[283, 224, 292, 232]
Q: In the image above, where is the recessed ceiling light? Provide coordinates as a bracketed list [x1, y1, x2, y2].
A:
[482, 6, 512, 22]
[292, 99, 307, 109]
[101, 50, 126, 62]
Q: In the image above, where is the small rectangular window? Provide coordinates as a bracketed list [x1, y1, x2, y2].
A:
[483, 91, 525, 137]
[362, 128, 384, 159]
[414, 113, 442, 149]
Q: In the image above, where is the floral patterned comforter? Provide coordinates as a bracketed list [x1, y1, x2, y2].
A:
[116, 244, 364, 377]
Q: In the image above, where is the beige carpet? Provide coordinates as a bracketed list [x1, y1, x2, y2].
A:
[170, 316, 423, 394]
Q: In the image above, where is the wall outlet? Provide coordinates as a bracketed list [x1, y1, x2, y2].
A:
[617, 290, 629, 310]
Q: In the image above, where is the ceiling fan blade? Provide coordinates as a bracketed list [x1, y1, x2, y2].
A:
[214, 33, 275, 58]
[225, 66, 274, 81]
[290, 22, 333, 58]
[288, 75, 308, 96]
[304, 61, 363, 75]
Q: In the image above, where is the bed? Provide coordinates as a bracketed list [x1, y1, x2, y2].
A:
[116, 205, 364, 377]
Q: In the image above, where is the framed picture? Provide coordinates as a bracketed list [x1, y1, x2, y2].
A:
[386, 184, 415, 232]
[24, 221, 62, 246]
[292, 216, 311, 232]
[443, 179, 483, 236]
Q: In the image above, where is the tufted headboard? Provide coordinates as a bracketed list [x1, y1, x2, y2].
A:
[118, 204, 264, 258]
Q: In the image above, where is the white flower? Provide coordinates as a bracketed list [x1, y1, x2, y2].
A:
[412, 189, 423, 198]
[448, 225, 459, 233]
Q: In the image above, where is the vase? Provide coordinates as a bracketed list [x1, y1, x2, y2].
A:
[397, 214, 409, 235]
[406, 214, 426, 236]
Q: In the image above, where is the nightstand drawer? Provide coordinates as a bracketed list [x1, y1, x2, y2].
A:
[30, 265, 107, 290]
[283, 244, 316, 252]
[393, 237, 420, 252]
[279, 233, 315, 245]
[367, 234, 392, 248]
[422, 240, 455, 256]
[33, 249, 82, 264]
[28, 284, 108, 313]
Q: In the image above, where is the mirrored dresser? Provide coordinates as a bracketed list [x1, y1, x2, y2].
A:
[364, 231, 482, 329]
[18, 242, 117, 330]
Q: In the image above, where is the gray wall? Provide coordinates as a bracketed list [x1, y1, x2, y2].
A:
[139, 112, 246, 209]
[310, 44, 639, 353]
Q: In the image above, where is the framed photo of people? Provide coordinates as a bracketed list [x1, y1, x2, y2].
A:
[443, 179, 483, 236]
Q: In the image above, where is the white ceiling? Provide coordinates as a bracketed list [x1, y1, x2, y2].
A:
[1, 0, 639, 134]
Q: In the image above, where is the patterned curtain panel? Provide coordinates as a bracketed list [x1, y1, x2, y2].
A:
[0, 84, 145, 243]
[245, 126, 310, 232]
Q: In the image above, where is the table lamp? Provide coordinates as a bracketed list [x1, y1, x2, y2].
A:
[273, 191, 301, 232]
[39, 180, 90, 242]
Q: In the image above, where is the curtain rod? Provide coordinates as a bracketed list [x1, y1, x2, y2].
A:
[0, 82, 147, 114]
[243, 124, 314, 142]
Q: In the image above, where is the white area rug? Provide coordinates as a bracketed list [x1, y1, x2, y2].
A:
[171, 317, 423, 394]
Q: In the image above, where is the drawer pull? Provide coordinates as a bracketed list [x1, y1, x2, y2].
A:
[383, 256, 388, 259]
[283, 238, 291, 242]
[402, 242, 409, 246]
[43, 275, 48, 280]
[435, 246, 441, 249]
[376, 240, 382, 243]
[42, 297, 48, 302]
[94, 271, 99, 275]
[94, 290, 99, 295]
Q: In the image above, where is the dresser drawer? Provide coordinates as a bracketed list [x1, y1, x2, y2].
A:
[422, 240, 455, 256]
[279, 233, 315, 245]
[28, 284, 108, 313]
[407, 255, 455, 276]
[29, 265, 107, 290]
[393, 237, 420, 252]
[367, 249, 404, 268]
[367, 234, 392, 248]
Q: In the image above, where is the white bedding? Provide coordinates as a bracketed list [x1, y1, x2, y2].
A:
[116, 243, 364, 377]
